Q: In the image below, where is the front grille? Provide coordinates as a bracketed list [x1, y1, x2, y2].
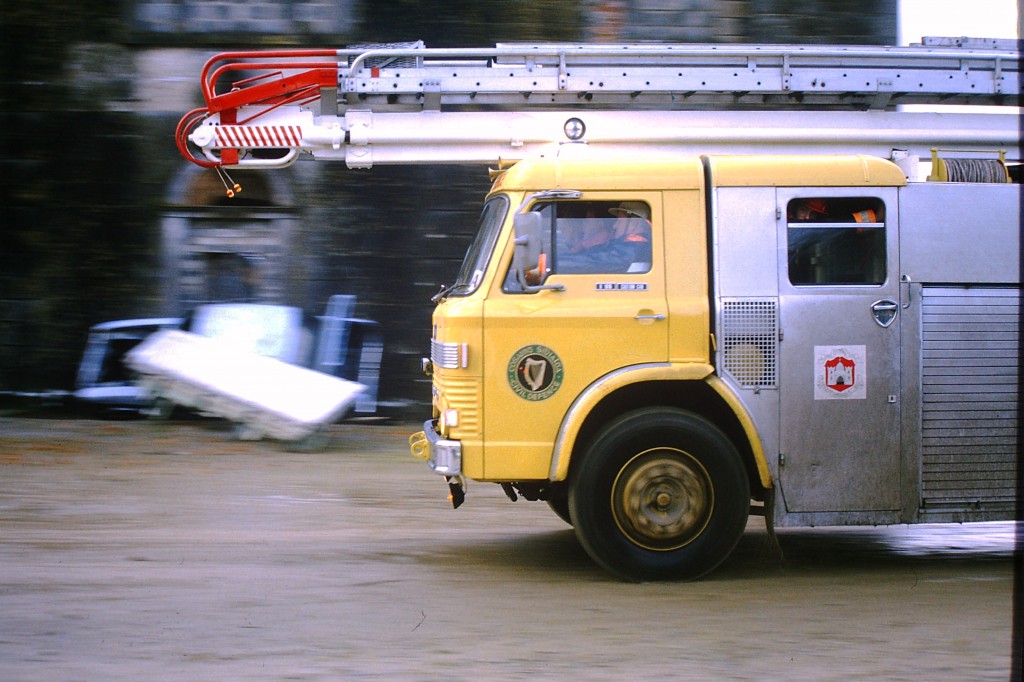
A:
[434, 374, 480, 436]
[431, 339, 467, 369]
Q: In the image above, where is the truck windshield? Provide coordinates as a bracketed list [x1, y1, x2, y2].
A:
[448, 195, 509, 298]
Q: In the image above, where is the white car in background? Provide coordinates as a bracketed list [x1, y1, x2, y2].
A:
[74, 296, 381, 419]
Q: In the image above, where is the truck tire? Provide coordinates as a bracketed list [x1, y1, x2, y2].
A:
[546, 493, 573, 526]
[569, 407, 749, 581]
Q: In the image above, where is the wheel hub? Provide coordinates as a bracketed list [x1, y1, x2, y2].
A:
[612, 448, 713, 551]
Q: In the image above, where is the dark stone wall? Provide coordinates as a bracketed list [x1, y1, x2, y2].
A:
[745, 0, 896, 44]
[1, 112, 166, 389]
[299, 164, 492, 412]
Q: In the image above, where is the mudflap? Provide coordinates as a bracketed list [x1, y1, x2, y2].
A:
[446, 475, 466, 509]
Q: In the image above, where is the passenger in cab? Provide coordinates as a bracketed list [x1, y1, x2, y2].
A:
[559, 201, 652, 274]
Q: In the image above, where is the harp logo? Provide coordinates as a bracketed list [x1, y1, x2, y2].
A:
[508, 345, 564, 401]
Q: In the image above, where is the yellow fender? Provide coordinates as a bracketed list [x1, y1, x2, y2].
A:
[549, 364, 773, 491]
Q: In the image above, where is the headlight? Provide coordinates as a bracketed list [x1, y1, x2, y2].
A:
[439, 408, 459, 433]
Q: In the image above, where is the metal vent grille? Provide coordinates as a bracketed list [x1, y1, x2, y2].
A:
[431, 338, 467, 369]
[920, 286, 1019, 510]
[720, 299, 778, 388]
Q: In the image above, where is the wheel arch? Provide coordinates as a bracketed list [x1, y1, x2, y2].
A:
[552, 368, 771, 499]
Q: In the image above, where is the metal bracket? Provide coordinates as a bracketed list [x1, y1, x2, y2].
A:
[871, 79, 894, 110]
[423, 79, 442, 110]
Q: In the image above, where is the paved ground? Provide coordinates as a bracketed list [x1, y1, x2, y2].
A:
[0, 413, 1018, 680]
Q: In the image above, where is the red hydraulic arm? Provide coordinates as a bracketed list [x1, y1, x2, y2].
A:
[175, 49, 339, 169]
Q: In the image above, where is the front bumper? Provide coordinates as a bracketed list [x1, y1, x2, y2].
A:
[409, 419, 462, 476]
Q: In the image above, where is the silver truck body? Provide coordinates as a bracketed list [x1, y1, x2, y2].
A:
[713, 178, 1019, 527]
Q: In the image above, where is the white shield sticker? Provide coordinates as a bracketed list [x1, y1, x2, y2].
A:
[814, 345, 867, 400]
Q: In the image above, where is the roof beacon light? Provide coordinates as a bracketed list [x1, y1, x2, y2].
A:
[564, 117, 586, 142]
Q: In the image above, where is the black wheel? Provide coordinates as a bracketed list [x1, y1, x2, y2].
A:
[144, 397, 175, 420]
[287, 428, 330, 453]
[569, 408, 749, 581]
[546, 492, 573, 526]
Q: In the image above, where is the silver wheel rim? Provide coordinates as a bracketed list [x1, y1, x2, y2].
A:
[612, 447, 713, 551]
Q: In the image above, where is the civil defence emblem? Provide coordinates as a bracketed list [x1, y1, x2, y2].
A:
[508, 345, 564, 401]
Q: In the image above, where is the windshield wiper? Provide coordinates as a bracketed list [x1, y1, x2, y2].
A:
[431, 282, 471, 304]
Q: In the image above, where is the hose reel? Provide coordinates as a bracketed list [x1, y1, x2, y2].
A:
[929, 148, 1011, 183]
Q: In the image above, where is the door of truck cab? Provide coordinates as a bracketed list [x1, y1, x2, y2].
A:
[481, 193, 669, 480]
[776, 188, 902, 513]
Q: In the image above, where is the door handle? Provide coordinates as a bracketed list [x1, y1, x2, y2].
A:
[634, 313, 666, 321]
[870, 299, 898, 328]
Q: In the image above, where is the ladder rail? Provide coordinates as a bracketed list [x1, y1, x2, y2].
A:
[346, 41, 1019, 71]
[341, 43, 1018, 109]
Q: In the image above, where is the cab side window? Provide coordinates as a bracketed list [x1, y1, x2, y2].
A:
[556, 201, 652, 275]
[504, 200, 653, 292]
[786, 197, 886, 285]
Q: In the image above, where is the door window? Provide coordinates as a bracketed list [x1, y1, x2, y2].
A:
[505, 200, 652, 292]
[786, 197, 886, 286]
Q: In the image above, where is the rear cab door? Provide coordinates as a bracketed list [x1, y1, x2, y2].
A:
[776, 188, 902, 515]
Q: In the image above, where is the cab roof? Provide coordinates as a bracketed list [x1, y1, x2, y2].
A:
[492, 155, 703, 192]
[705, 154, 907, 187]
[491, 153, 906, 193]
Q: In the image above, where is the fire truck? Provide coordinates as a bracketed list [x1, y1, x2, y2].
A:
[178, 38, 1021, 580]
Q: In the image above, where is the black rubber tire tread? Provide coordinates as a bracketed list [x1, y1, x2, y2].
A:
[546, 494, 573, 526]
[569, 407, 749, 581]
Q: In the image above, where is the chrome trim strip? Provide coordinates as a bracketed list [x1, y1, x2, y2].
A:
[430, 339, 468, 369]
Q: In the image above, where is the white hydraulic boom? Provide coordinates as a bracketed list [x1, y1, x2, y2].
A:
[176, 38, 1021, 172]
